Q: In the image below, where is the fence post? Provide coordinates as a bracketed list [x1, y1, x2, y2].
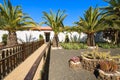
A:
[2, 51, 6, 77]
[22, 44, 25, 61]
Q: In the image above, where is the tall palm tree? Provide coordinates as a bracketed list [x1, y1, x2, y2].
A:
[42, 9, 67, 47]
[75, 7, 105, 46]
[102, 0, 120, 44]
[0, 0, 36, 46]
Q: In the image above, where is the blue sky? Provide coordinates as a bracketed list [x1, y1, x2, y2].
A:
[0, 0, 108, 26]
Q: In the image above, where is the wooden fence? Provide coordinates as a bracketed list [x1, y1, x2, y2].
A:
[0, 40, 44, 79]
[24, 42, 51, 80]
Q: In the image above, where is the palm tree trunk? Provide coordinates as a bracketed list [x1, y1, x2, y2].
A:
[91, 33, 95, 46]
[114, 30, 119, 44]
[7, 32, 18, 47]
[87, 34, 91, 46]
[52, 34, 59, 47]
[87, 33, 95, 46]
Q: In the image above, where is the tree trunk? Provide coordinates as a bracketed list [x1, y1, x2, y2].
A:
[114, 30, 119, 44]
[7, 32, 18, 47]
[87, 34, 91, 46]
[52, 34, 59, 47]
[87, 33, 95, 46]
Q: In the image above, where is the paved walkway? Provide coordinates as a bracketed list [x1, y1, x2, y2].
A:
[48, 48, 120, 80]
[4, 43, 48, 80]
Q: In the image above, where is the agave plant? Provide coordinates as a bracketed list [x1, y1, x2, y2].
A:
[18, 34, 36, 43]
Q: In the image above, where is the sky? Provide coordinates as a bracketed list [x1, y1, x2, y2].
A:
[0, 0, 108, 26]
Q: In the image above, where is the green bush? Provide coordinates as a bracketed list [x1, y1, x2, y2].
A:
[118, 43, 120, 48]
[79, 43, 88, 49]
[2, 34, 8, 45]
[39, 34, 43, 40]
[60, 42, 88, 50]
[97, 42, 119, 49]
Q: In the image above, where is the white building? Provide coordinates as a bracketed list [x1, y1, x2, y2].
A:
[0, 27, 88, 43]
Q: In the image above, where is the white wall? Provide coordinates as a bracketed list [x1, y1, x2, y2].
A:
[0, 30, 87, 43]
[0, 30, 8, 42]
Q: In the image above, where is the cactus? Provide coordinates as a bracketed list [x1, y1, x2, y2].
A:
[98, 60, 118, 72]
[82, 47, 111, 60]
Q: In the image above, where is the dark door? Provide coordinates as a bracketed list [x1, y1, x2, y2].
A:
[45, 32, 50, 42]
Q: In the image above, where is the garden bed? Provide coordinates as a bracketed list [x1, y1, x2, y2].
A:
[97, 69, 120, 80]
[69, 56, 82, 69]
[80, 56, 120, 80]
[81, 56, 101, 72]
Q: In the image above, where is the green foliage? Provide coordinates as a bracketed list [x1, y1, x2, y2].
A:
[65, 35, 69, 43]
[82, 46, 120, 60]
[75, 7, 106, 46]
[97, 42, 119, 49]
[42, 9, 67, 34]
[39, 34, 43, 40]
[42, 9, 67, 47]
[60, 43, 88, 50]
[82, 47, 111, 59]
[2, 34, 8, 45]
[0, 0, 36, 32]
[118, 43, 120, 48]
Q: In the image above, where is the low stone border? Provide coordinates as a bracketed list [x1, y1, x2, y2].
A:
[97, 69, 120, 80]
[69, 61, 81, 69]
[81, 56, 120, 79]
[69, 55, 120, 79]
[81, 56, 101, 72]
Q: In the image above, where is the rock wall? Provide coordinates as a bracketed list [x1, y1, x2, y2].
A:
[81, 56, 120, 80]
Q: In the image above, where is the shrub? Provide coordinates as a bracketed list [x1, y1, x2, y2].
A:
[60, 43, 88, 50]
[118, 43, 120, 48]
[79, 43, 88, 49]
[39, 34, 44, 40]
[97, 42, 119, 49]
[65, 35, 69, 43]
[81, 46, 111, 59]
[2, 34, 8, 45]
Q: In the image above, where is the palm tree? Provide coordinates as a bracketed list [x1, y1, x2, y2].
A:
[101, 0, 120, 44]
[75, 7, 105, 46]
[42, 9, 67, 47]
[0, 0, 36, 46]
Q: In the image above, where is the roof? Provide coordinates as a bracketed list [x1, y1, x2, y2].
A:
[40, 27, 52, 31]
[31, 26, 52, 31]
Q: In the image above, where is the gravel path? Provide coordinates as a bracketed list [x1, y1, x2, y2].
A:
[49, 49, 97, 80]
[48, 48, 120, 80]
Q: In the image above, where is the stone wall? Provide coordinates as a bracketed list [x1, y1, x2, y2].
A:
[81, 56, 101, 72]
[98, 69, 120, 80]
[80, 56, 120, 80]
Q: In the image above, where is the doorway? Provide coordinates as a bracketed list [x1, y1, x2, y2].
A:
[45, 32, 50, 42]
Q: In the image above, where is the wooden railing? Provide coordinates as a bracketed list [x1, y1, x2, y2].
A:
[24, 42, 51, 80]
[0, 40, 44, 79]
